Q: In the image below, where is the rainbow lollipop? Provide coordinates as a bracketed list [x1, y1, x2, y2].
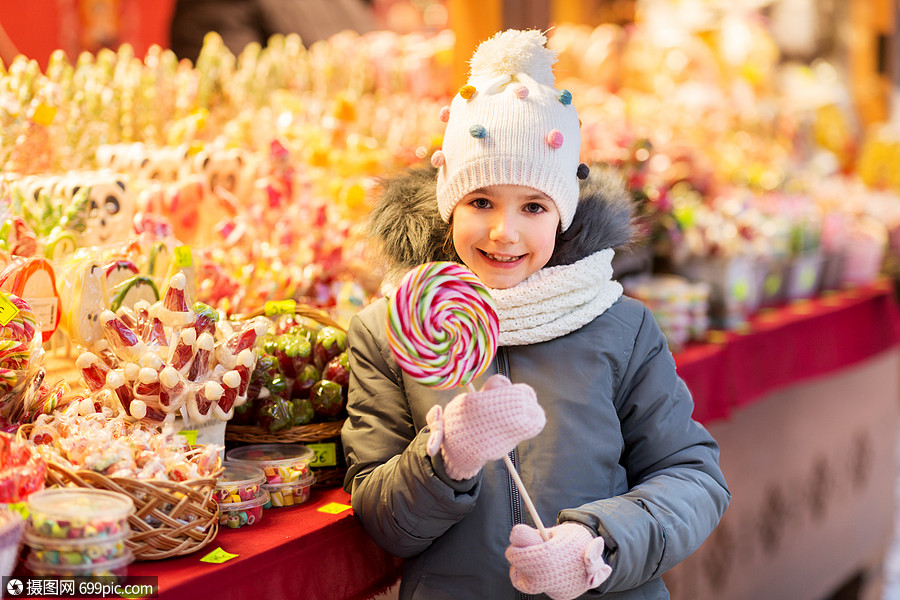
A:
[387, 262, 498, 390]
[386, 261, 548, 540]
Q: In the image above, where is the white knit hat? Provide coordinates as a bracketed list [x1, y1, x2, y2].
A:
[432, 29, 585, 232]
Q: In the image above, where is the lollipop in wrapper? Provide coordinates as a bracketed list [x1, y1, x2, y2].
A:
[0, 293, 46, 426]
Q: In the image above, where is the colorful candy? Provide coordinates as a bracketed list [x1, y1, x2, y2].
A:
[225, 444, 316, 508]
[386, 262, 498, 390]
[0, 294, 38, 344]
[214, 463, 266, 504]
[218, 491, 268, 528]
[24, 489, 135, 577]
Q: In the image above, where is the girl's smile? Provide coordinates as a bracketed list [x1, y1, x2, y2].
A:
[452, 184, 560, 289]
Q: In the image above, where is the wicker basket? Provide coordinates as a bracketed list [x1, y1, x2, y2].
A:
[229, 303, 349, 488]
[226, 420, 347, 488]
[36, 459, 222, 561]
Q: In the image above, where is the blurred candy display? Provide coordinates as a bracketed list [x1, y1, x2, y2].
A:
[0, 5, 896, 420]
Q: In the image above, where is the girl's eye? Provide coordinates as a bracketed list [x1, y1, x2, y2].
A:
[524, 202, 546, 214]
[470, 197, 491, 209]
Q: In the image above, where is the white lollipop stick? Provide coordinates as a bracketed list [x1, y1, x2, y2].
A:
[467, 382, 549, 542]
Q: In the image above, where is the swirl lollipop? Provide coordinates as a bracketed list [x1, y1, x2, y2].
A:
[387, 261, 498, 390]
[386, 261, 547, 540]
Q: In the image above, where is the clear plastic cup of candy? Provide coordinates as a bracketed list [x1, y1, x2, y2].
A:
[24, 529, 131, 571]
[219, 490, 270, 528]
[225, 444, 316, 488]
[27, 489, 133, 541]
[262, 472, 316, 508]
[26, 548, 134, 578]
[215, 463, 267, 505]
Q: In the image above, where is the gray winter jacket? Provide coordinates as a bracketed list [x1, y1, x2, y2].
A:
[342, 167, 730, 599]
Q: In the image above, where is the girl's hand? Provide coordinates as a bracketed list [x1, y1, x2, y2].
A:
[425, 374, 544, 480]
[505, 522, 612, 600]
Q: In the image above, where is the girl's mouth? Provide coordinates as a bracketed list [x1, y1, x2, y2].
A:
[481, 251, 523, 264]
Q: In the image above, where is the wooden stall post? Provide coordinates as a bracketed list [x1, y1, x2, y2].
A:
[447, 0, 502, 87]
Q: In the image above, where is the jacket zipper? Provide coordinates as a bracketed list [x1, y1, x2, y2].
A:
[496, 347, 532, 600]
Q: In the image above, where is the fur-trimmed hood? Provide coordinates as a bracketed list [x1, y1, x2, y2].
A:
[363, 164, 638, 282]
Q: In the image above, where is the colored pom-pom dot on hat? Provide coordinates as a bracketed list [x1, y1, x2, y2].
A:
[558, 89, 573, 105]
[546, 129, 564, 149]
[577, 163, 591, 180]
[469, 124, 487, 139]
[431, 150, 446, 168]
[459, 85, 477, 100]
[439, 106, 450, 122]
[513, 85, 529, 99]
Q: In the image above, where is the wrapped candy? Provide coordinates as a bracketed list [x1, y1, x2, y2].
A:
[217, 317, 269, 370]
[187, 380, 224, 424]
[99, 310, 147, 363]
[0, 293, 51, 426]
[75, 352, 109, 392]
[188, 332, 214, 382]
[158, 365, 187, 412]
[168, 327, 197, 376]
[0, 432, 46, 502]
[72, 270, 271, 426]
[26, 407, 221, 482]
[152, 272, 193, 329]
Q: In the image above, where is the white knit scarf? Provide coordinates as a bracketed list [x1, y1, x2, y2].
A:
[488, 249, 623, 346]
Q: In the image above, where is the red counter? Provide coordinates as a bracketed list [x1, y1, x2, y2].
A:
[126, 487, 401, 600]
[12, 280, 900, 600]
[677, 278, 900, 423]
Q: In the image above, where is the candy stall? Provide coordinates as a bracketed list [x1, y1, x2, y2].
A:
[0, 0, 897, 599]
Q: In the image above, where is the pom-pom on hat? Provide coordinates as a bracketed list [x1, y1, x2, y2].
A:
[435, 29, 582, 231]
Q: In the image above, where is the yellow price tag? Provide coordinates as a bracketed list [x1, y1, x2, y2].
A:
[264, 300, 296, 316]
[200, 547, 239, 564]
[308, 442, 337, 467]
[174, 246, 193, 268]
[32, 103, 57, 126]
[0, 294, 20, 326]
[177, 430, 198, 445]
[317, 502, 352, 515]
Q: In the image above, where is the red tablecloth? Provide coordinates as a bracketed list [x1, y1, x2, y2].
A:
[12, 280, 899, 600]
[124, 486, 401, 600]
[677, 278, 900, 423]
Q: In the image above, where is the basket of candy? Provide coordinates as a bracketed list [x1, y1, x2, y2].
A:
[225, 304, 349, 488]
[18, 409, 223, 561]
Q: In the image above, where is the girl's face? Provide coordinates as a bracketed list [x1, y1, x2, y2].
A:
[452, 185, 559, 289]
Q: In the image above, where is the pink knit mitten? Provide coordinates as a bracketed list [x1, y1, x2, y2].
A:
[505, 522, 612, 600]
[425, 374, 545, 480]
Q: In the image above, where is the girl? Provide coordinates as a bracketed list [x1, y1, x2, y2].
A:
[342, 29, 730, 600]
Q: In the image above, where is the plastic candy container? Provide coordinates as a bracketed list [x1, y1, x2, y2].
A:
[214, 463, 266, 505]
[27, 489, 133, 539]
[261, 475, 315, 508]
[24, 531, 131, 568]
[214, 463, 269, 528]
[219, 490, 270, 529]
[25, 549, 134, 578]
[24, 489, 135, 576]
[226, 444, 316, 508]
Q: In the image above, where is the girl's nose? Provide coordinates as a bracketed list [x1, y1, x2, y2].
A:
[489, 212, 519, 243]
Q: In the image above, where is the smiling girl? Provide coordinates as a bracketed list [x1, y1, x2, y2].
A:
[342, 29, 730, 600]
